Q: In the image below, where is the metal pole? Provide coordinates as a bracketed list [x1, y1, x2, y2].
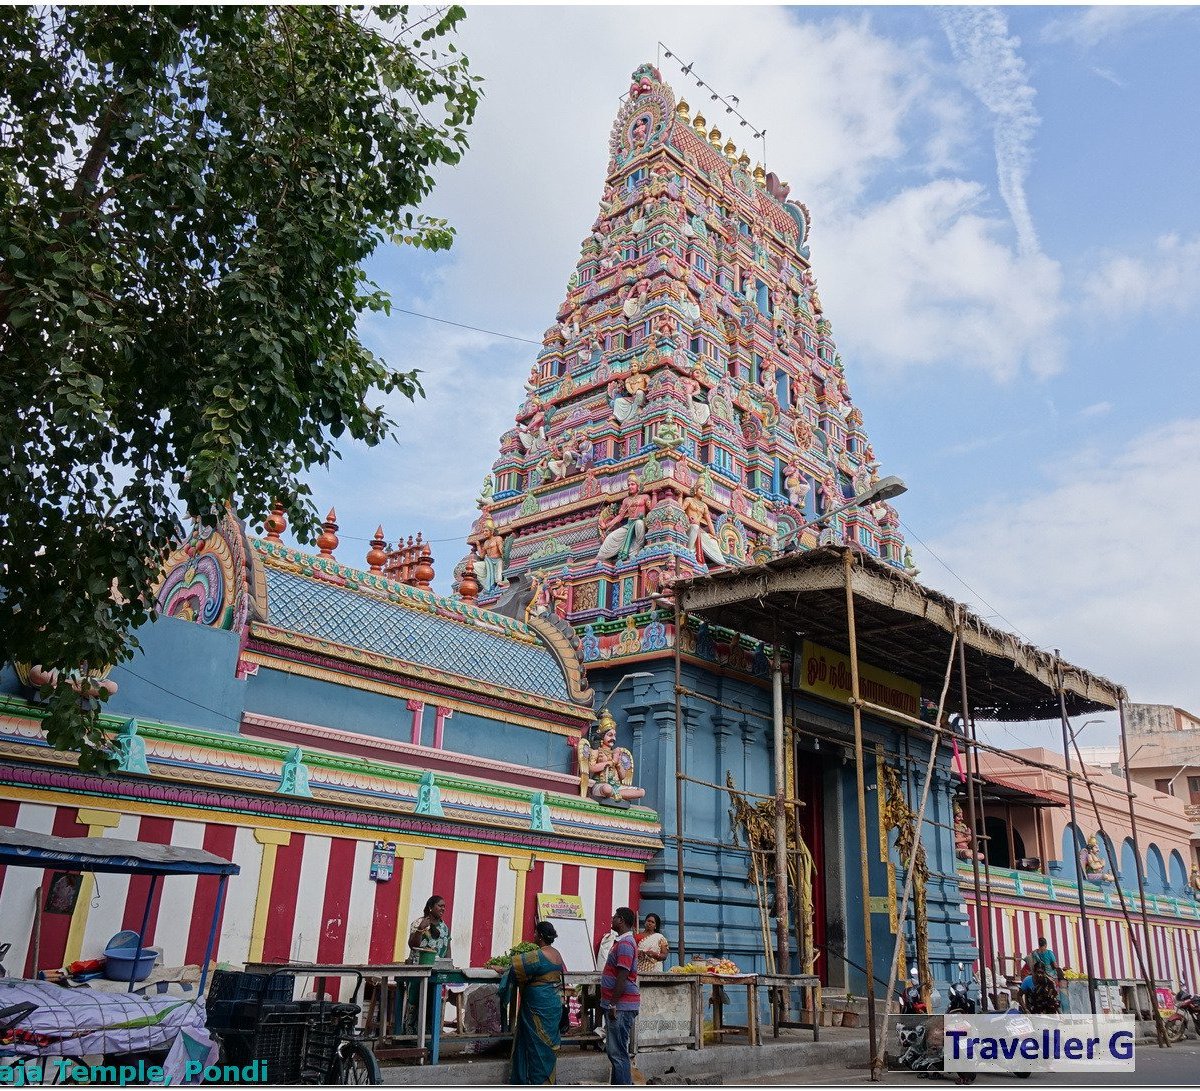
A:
[1005, 802, 1017, 869]
[968, 708, 999, 1000]
[772, 638, 791, 975]
[843, 550, 878, 1070]
[956, 614, 989, 1012]
[1118, 699, 1165, 1041]
[1057, 658, 1098, 1014]
[198, 874, 229, 997]
[130, 874, 158, 992]
[674, 598, 687, 966]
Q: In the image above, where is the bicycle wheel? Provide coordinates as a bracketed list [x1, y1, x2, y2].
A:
[334, 1041, 381, 1085]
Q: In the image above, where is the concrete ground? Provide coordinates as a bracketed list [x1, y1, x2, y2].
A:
[380, 1026, 872, 1085]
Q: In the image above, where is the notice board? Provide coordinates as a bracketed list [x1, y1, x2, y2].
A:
[536, 892, 595, 972]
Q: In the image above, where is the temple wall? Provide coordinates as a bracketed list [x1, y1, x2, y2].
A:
[960, 866, 1200, 989]
[0, 783, 643, 995]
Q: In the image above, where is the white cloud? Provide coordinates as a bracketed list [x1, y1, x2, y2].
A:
[1082, 234, 1200, 319]
[916, 418, 1200, 712]
[939, 7, 1041, 258]
[816, 180, 1064, 379]
[1040, 7, 1190, 50]
[1090, 66, 1126, 89]
[1078, 401, 1112, 419]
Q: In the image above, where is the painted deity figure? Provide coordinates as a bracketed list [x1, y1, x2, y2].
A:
[580, 711, 645, 803]
[476, 473, 495, 509]
[784, 462, 810, 510]
[415, 770, 445, 817]
[113, 718, 149, 775]
[680, 363, 711, 427]
[1082, 836, 1113, 882]
[277, 747, 312, 797]
[517, 397, 547, 452]
[1190, 865, 1200, 897]
[791, 414, 814, 452]
[953, 800, 982, 861]
[597, 475, 654, 563]
[819, 472, 842, 514]
[680, 482, 727, 568]
[610, 359, 649, 425]
[474, 520, 507, 592]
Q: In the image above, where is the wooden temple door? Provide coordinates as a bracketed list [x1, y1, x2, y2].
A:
[793, 756, 827, 983]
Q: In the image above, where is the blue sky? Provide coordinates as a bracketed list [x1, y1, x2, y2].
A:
[287, 6, 1200, 749]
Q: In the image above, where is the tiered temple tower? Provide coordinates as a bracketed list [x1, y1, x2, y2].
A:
[452, 64, 974, 994]
[457, 62, 908, 647]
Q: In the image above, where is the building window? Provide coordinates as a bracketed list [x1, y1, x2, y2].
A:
[1155, 778, 1173, 795]
[622, 244, 637, 262]
[579, 267, 593, 284]
[626, 168, 647, 192]
[712, 447, 734, 474]
[690, 335, 703, 356]
[692, 252, 709, 275]
[1189, 776, 1200, 804]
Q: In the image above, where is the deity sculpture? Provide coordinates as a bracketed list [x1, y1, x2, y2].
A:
[819, 473, 842, 514]
[784, 462, 810, 510]
[277, 747, 312, 798]
[609, 359, 649, 425]
[596, 474, 654, 563]
[1082, 836, 1114, 882]
[112, 718, 149, 776]
[791, 414, 814, 451]
[953, 800, 982, 861]
[1190, 865, 1200, 897]
[680, 363, 711, 426]
[682, 481, 727, 568]
[577, 710, 645, 804]
[476, 473, 495, 509]
[474, 519, 507, 592]
[414, 770, 445, 817]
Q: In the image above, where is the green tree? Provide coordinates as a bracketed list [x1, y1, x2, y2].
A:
[0, 6, 480, 769]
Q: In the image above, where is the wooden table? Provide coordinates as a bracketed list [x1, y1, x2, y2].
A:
[427, 966, 507, 1065]
[754, 973, 822, 1041]
[699, 973, 759, 1047]
[563, 972, 704, 1053]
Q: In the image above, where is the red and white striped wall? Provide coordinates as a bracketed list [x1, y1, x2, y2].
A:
[963, 895, 1200, 987]
[0, 798, 643, 991]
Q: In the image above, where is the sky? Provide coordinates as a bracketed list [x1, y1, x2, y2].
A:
[291, 5, 1200, 752]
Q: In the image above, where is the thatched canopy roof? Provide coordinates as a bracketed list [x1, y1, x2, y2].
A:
[673, 546, 1124, 722]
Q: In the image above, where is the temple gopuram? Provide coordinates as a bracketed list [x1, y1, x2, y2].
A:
[458, 61, 909, 647]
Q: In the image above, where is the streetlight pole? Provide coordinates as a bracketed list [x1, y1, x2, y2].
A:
[778, 476, 908, 552]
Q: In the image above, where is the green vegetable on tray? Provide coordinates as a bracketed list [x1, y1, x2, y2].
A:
[485, 941, 539, 969]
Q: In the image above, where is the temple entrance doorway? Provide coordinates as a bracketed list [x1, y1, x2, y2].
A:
[793, 751, 827, 983]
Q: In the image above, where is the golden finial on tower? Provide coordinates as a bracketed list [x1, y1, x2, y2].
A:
[738, 150, 751, 170]
[753, 162, 766, 185]
[676, 99, 691, 122]
[708, 126, 722, 148]
[723, 138, 737, 160]
[693, 113, 707, 134]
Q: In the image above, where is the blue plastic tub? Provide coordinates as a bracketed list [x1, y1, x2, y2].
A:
[103, 946, 157, 982]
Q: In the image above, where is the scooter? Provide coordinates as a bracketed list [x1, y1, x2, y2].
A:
[899, 966, 929, 1015]
[947, 962, 977, 1015]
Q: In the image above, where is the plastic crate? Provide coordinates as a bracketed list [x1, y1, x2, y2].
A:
[207, 970, 294, 1012]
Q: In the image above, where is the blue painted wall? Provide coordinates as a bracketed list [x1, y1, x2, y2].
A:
[588, 654, 978, 1004]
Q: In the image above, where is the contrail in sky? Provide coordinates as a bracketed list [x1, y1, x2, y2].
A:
[939, 7, 1042, 257]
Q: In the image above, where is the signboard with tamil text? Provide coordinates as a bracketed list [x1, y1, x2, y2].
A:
[796, 640, 921, 724]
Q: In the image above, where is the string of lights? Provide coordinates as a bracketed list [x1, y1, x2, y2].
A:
[655, 42, 768, 168]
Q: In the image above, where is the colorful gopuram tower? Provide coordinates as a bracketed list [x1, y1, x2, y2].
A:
[458, 62, 907, 649]
[450, 64, 973, 994]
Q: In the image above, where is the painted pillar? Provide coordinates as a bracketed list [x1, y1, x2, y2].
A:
[248, 827, 292, 963]
[64, 808, 121, 964]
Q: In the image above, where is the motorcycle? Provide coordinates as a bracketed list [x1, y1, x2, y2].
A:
[900, 966, 929, 1016]
[947, 962, 977, 1015]
[1175, 983, 1200, 1037]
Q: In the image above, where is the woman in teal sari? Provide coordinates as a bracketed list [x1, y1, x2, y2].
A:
[499, 920, 565, 1085]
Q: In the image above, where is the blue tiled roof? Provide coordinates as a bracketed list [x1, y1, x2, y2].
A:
[264, 569, 570, 702]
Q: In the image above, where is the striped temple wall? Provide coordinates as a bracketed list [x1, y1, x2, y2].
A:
[960, 869, 1200, 988]
[0, 796, 642, 996]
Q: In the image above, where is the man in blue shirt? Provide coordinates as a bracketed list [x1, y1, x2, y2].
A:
[600, 906, 640, 1085]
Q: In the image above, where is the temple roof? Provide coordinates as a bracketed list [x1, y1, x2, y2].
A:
[262, 565, 572, 702]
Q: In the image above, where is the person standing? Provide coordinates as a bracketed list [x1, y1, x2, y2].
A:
[636, 913, 669, 974]
[406, 894, 452, 1033]
[498, 920, 564, 1085]
[600, 906, 640, 1085]
[1023, 936, 1062, 981]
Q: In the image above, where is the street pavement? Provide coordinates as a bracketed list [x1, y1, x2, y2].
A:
[743, 1039, 1200, 1086]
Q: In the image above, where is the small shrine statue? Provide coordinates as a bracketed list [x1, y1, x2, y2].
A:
[112, 718, 150, 775]
[609, 358, 649, 425]
[682, 481, 727, 568]
[577, 710, 645, 804]
[784, 462, 810, 510]
[277, 747, 312, 797]
[415, 770, 445, 817]
[1190, 865, 1200, 898]
[1082, 836, 1113, 883]
[473, 519, 507, 593]
[476, 473, 495, 509]
[953, 800, 982, 861]
[596, 475, 654, 563]
[530, 791, 555, 833]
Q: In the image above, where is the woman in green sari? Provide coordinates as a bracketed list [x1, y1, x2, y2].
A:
[499, 920, 565, 1085]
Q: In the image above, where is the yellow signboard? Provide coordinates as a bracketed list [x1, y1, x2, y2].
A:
[536, 893, 586, 920]
[797, 640, 921, 722]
